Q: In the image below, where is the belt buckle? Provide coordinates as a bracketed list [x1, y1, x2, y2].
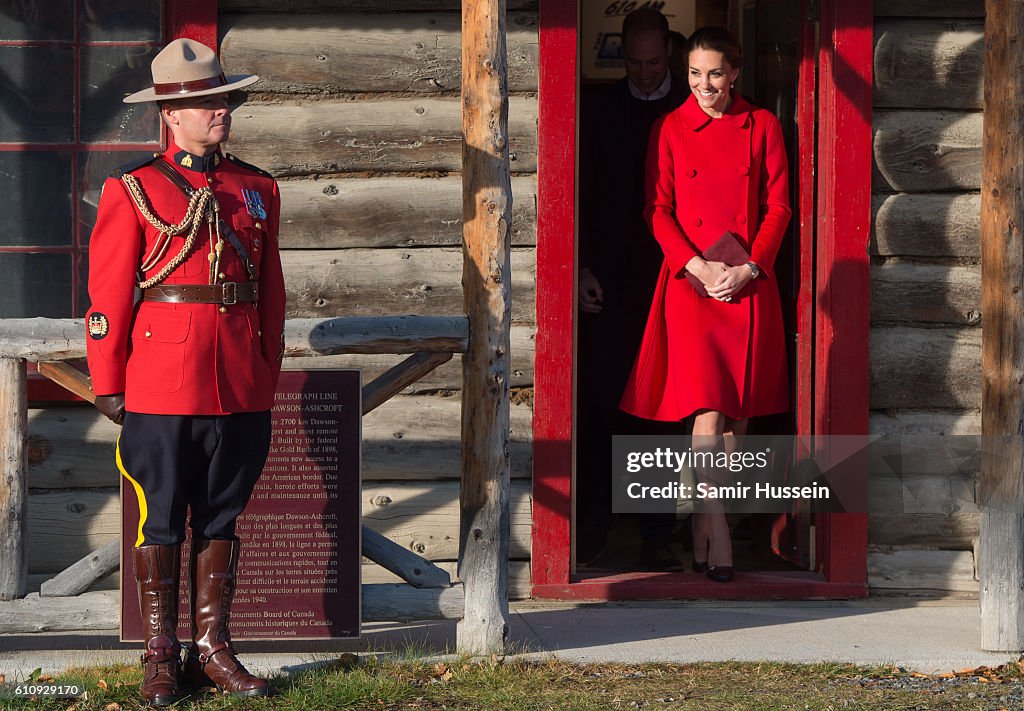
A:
[222, 282, 237, 305]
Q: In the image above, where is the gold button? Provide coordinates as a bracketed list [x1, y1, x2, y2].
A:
[219, 306, 227, 314]
[145, 330, 152, 338]
[218, 272, 226, 280]
[254, 222, 262, 229]
[258, 330, 262, 337]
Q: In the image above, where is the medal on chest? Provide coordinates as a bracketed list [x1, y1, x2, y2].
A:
[242, 188, 267, 220]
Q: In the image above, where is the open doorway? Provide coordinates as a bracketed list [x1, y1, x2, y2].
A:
[572, 0, 812, 579]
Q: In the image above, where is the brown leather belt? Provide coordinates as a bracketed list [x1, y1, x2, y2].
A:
[142, 282, 259, 305]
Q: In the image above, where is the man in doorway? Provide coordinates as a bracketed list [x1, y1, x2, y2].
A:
[86, 38, 285, 705]
[577, 8, 689, 570]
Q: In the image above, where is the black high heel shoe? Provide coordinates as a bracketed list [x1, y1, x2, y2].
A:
[692, 560, 710, 573]
[706, 565, 734, 583]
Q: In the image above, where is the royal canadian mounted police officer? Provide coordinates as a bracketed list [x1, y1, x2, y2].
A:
[85, 38, 285, 705]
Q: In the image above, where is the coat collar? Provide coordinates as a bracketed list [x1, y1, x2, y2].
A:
[678, 91, 752, 130]
[164, 140, 224, 173]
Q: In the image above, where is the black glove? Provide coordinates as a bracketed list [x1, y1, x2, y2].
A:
[95, 393, 125, 426]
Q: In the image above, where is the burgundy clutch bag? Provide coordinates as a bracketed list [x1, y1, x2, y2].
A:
[682, 231, 751, 298]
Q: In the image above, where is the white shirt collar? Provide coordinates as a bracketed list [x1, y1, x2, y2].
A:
[628, 72, 672, 101]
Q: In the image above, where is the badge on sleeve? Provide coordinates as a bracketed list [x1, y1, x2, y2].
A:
[88, 313, 110, 340]
[242, 189, 267, 220]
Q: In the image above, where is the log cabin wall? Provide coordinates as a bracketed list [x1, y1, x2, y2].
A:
[869, 0, 984, 592]
[24, 0, 538, 599]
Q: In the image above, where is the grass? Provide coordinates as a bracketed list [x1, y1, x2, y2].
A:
[2, 656, 1023, 710]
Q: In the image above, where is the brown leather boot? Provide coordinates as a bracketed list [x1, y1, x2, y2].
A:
[133, 544, 183, 707]
[183, 538, 269, 697]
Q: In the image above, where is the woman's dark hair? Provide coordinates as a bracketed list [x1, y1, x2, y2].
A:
[687, 26, 742, 69]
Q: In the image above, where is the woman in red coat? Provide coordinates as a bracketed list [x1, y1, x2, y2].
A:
[620, 27, 791, 582]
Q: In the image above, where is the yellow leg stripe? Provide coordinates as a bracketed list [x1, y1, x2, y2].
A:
[115, 436, 148, 547]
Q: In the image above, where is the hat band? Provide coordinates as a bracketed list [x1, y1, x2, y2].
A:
[153, 73, 228, 97]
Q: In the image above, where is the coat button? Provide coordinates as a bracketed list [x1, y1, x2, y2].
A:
[207, 177, 213, 184]
[736, 215, 747, 224]
[144, 330, 152, 338]
[687, 168, 696, 178]
[254, 222, 262, 229]
[694, 218, 702, 227]
[258, 330, 262, 337]
[219, 306, 227, 314]
[738, 166, 749, 175]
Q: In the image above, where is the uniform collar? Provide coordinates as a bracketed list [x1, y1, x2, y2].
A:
[164, 141, 223, 173]
[679, 91, 752, 130]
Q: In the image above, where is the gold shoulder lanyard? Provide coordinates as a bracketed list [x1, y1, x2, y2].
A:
[120, 159, 222, 288]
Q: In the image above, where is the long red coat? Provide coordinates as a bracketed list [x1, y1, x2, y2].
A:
[86, 141, 286, 415]
[619, 94, 792, 421]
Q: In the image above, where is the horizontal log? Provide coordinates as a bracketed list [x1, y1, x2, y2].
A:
[26, 490, 119, 574]
[874, 20, 982, 109]
[362, 583, 464, 620]
[873, 110, 981, 192]
[285, 323, 535, 391]
[871, 192, 980, 257]
[221, 13, 538, 94]
[0, 316, 469, 360]
[285, 316, 467, 356]
[868, 513, 978, 549]
[871, 263, 980, 325]
[282, 248, 536, 323]
[27, 397, 533, 488]
[0, 590, 119, 633]
[26, 481, 533, 573]
[869, 409, 980, 436]
[220, 0, 537, 12]
[4, 563, 533, 632]
[22, 561, 533, 600]
[0, 585, 474, 631]
[228, 96, 538, 175]
[363, 560, 531, 600]
[870, 327, 980, 408]
[867, 549, 976, 591]
[40, 537, 119, 597]
[361, 480, 532, 560]
[278, 176, 537, 248]
[873, 0, 983, 17]
[362, 396, 533, 480]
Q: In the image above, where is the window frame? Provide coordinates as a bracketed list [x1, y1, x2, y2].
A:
[0, 0, 217, 399]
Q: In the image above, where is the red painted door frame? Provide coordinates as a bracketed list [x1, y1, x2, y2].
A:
[531, 0, 870, 599]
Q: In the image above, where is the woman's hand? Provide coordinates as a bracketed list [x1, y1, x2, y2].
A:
[706, 264, 754, 302]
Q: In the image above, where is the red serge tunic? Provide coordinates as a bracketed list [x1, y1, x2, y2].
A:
[619, 93, 792, 421]
[85, 141, 286, 416]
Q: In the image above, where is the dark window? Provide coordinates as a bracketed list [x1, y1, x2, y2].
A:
[0, 0, 165, 318]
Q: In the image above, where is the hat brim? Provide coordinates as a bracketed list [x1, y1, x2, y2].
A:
[122, 74, 260, 104]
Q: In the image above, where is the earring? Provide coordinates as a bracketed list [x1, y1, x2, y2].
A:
[730, 82, 735, 89]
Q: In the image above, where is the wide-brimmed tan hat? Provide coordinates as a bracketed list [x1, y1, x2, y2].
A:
[123, 38, 259, 104]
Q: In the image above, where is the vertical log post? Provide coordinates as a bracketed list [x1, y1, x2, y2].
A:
[0, 358, 28, 600]
[458, 0, 512, 654]
[980, 0, 1024, 652]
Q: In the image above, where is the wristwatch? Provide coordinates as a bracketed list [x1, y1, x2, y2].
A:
[745, 261, 761, 279]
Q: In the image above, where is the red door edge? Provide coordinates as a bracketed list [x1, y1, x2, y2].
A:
[813, 0, 871, 590]
[531, 0, 576, 587]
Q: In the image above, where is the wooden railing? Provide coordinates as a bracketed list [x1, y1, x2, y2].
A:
[0, 315, 472, 620]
